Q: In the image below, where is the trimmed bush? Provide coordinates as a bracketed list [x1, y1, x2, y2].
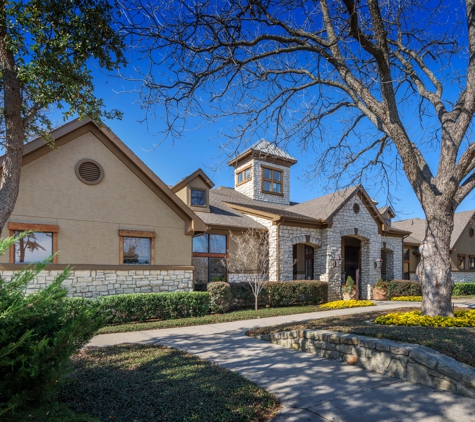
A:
[375, 309, 475, 327]
[453, 283, 475, 296]
[207, 282, 231, 313]
[229, 281, 328, 309]
[386, 280, 422, 298]
[100, 292, 210, 324]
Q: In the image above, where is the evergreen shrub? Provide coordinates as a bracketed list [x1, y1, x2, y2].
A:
[207, 282, 231, 313]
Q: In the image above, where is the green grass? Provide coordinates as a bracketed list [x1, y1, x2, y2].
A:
[59, 344, 280, 422]
[97, 305, 326, 334]
[247, 307, 475, 368]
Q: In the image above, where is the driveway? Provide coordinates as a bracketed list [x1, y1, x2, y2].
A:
[90, 302, 475, 422]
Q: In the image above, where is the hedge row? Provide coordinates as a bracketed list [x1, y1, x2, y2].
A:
[386, 280, 475, 298]
[386, 280, 422, 298]
[227, 281, 328, 310]
[65, 292, 211, 325]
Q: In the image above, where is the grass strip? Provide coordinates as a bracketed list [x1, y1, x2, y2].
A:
[246, 307, 475, 368]
[59, 344, 280, 422]
[97, 305, 326, 334]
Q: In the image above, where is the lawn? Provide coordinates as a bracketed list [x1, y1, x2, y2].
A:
[97, 305, 328, 334]
[246, 307, 475, 368]
[59, 344, 280, 422]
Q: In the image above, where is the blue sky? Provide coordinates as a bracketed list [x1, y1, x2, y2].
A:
[68, 64, 473, 222]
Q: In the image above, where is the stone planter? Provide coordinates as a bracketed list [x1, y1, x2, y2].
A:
[342, 289, 356, 300]
[373, 288, 387, 301]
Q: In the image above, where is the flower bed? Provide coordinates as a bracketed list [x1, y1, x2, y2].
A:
[320, 300, 375, 310]
[375, 309, 475, 327]
[391, 296, 422, 302]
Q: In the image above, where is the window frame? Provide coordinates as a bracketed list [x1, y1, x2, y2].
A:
[192, 233, 228, 285]
[261, 165, 283, 196]
[8, 222, 59, 264]
[469, 255, 475, 271]
[189, 187, 207, 208]
[236, 165, 252, 186]
[458, 254, 467, 270]
[119, 230, 155, 265]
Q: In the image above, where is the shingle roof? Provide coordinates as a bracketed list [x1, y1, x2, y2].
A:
[286, 186, 359, 221]
[392, 210, 475, 248]
[247, 139, 296, 161]
[224, 201, 318, 221]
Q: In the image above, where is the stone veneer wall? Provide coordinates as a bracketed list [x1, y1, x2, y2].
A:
[0, 268, 193, 298]
[234, 159, 291, 205]
[255, 329, 475, 399]
[382, 236, 403, 280]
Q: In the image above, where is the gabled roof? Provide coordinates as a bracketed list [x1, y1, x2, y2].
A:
[379, 205, 396, 218]
[1, 118, 207, 234]
[228, 139, 297, 166]
[171, 168, 215, 192]
[392, 209, 475, 248]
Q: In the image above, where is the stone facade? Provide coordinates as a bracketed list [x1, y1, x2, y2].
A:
[255, 329, 475, 399]
[0, 268, 193, 297]
[234, 159, 291, 205]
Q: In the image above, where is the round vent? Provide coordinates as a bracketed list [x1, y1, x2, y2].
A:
[75, 159, 104, 185]
[469, 227, 474, 238]
[353, 203, 360, 214]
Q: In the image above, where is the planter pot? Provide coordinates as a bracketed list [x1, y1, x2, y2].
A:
[373, 289, 387, 301]
[342, 290, 356, 300]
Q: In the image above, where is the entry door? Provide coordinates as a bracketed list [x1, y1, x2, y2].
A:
[305, 246, 314, 280]
[344, 246, 360, 285]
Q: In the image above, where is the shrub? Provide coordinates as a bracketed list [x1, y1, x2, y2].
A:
[320, 300, 375, 309]
[229, 281, 328, 309]
[375, 309, 475, 327]
[207, 282, 231, 313]
[373, 278, 387, 290]
[342, 276, 355, 293]
[386, 280, 422, 298]
[391, 296, 422, 302]
[100, 291, 210, 324]
[453, 283, 475, 296]
[0, 236, 104, 419]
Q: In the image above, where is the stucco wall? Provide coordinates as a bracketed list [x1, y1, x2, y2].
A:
[0, 131, 192, 266]
[174, 176, 211, 213]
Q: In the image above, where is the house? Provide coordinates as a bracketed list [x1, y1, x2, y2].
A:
[392, 211, 475, 282]
[174, 140, 410, 300]
[0, 119, 207, 297]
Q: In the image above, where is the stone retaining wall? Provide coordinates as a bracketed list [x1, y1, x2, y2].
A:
[0, 268, 193, 298]
[254, 329, 475, 398]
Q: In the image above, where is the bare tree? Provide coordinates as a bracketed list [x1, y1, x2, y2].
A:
[229, 229, 269, 311]
[120, 0, 475, 316]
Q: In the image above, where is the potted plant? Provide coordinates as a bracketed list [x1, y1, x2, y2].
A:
[342, 276, 356, 300]
[372, 278, 387, 301]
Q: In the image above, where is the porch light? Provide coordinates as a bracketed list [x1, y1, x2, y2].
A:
[332, 254, 342, 268]
[374, 258, 383, 269]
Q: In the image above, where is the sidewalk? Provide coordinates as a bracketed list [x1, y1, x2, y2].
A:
[90, 302, 475, 421]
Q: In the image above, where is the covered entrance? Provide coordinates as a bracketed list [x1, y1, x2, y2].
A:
[342, 236, 361, 298]
[292, 244, 315, 280]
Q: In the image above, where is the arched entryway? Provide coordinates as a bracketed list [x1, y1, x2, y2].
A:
[341, 236, 362, 297]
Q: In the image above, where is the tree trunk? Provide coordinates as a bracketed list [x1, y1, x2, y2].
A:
[417, 208, 455, 317]
[255, 294, 258, 311]
[0, 2, 24, 235]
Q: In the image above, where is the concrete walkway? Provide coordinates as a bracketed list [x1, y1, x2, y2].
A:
[90, 302, 475, 422]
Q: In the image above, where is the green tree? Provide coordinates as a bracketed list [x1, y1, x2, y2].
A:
[0, 235, 104, 420]
[0, 0, 125, 234]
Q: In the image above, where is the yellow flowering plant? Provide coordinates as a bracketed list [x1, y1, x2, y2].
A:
[391, 296, 422, 302]
[375, 309, 475, 327]
[320, 300, 375, 310]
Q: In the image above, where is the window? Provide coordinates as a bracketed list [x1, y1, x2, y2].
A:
[192, 234, 227, 290]
[236, 166, 252, 185]
[8, 222, 59, 264]
[190, 188, 206, 207]
[119, 230, 155, 265]
[403, 247, 410, 279]
[261, 166, 282, 195]
[458, 255, 466, 270]
[470, 256, 475, 271]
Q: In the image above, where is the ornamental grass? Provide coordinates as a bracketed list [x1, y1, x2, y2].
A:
[391, 296, 422, 302]
[375, 309, 475, 327]
[320, 300, 375, 310]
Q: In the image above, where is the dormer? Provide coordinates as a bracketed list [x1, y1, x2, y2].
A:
[172, 169, 214, 213]
[379, 206, 396, 229]
[228, 140, 297, 205]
